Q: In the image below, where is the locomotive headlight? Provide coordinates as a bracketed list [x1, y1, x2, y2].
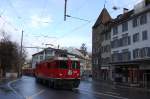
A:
[59, 73, 63, 76]
[68, 70, 72, 75]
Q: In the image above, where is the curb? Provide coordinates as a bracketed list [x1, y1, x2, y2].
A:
[91, 80, 150, 92]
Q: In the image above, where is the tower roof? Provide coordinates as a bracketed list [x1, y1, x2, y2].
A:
[93, 8, 112, 28]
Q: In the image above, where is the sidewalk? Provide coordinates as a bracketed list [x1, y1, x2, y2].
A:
[0, 77, 18, 92]
[82, 77, 150, 92]
[0, 77, 22, 99]
[0, 78, 9, 86]
[0, 78, 13, 94]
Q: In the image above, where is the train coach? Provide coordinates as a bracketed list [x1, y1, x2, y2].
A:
[22, 68, 35, 76]
[35, 56, 80, 88]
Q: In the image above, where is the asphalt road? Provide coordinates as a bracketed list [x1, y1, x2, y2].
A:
[1, 76, 150, 99]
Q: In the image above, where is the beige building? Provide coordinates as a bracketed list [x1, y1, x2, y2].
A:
[65, 47, 92, 77]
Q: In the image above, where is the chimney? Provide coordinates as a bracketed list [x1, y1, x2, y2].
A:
[123, 8, 129, 14]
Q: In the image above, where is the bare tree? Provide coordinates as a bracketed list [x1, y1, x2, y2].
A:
[0, 32, 26, 77]
[80, 43, 87, 56]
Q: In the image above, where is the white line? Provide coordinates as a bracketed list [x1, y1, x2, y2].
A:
[26, 90, 45, 99]
[30, 90, 45, 98]
[7, 77, 45, 99]
[78, 89, 128, 99]
[7, 79, 26, 98]
[105, 91, 120, 95]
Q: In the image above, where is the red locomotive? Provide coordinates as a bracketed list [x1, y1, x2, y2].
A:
[35, 56, 80, 88]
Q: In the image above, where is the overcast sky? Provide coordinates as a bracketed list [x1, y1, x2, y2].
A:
[0, 0, 143, 59]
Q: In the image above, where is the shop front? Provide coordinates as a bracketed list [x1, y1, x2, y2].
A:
[100, 66, 109, 81]
[111, 61, 141, 86]
[111, 60, 150, 88]
[139, 63, 150, 88]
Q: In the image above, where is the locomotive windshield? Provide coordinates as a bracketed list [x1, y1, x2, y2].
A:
[59, 61, 67, 69]
[58, 60, 80, 69]
[72, 61, 80, 69]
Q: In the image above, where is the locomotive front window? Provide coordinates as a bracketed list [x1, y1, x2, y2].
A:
[72, 61, 80, 69]
[59, 60, 67, 69]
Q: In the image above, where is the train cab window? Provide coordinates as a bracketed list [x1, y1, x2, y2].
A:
[72, 61, 80, 69]
[59, 61, 67, 69]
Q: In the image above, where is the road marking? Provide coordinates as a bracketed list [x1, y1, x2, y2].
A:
[8, 78, 45, 99]
[26, 89, 45, 99]
[30, 89, 45, 98]
[7, 79, 26, 98]
[105, 91, 120, 95]
[78, 89, 128, 99]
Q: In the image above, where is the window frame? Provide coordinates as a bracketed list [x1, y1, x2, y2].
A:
[72, 61, 80, 69]
[113, 26, 118, 35]
[142, 30, 148, 40]
[140, 14, 147, 25]
[133, 33, 140, 43]
[122, 22, 128, 32]
[132, 18, 138, 27]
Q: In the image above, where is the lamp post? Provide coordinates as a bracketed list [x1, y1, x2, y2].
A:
[64, 0, 67, 21]
[20, 30, 23, 56]
[45, 43, 54, 47]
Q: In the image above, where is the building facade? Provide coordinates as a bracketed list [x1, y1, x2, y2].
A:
[32, 48, 55, 68]
[111, 0, 150, 88]
[92, 8, 112, 81]
[32, 48, 67, 68]
[64, 47, 92, 78]
[100, 23, 112, 81]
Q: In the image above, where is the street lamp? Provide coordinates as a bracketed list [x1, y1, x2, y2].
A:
[45, 43, 54, 47]
[66, 15, 91, 22]
[42, 43, 54, 48]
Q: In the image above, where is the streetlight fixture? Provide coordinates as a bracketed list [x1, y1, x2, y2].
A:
[45, 43, 54, 47]
[66, 14, 90, 22]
